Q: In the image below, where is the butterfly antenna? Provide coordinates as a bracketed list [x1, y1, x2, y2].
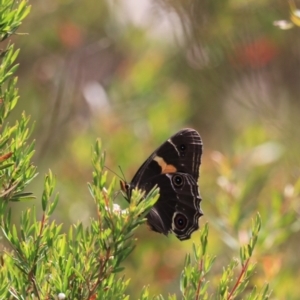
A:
[118, 165, 127, 182]
[104, 166, 123, 181]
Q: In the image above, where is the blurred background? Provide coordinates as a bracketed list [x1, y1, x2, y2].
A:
[10, 0, 300, 298]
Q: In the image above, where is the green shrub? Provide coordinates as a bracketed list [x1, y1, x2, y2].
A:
[0, 1, 272, 299]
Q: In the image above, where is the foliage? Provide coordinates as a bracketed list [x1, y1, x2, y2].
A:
[0, 140, 159, 299]
[180, 218, 270, 300]
[0, 2, 269, 297]
[0, 0, 34, 204]
[1, 0, 300, 299]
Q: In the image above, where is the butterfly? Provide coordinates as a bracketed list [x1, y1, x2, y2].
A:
[120, 128, 203, 240]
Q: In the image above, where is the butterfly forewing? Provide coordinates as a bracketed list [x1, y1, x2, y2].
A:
[130, 129, 202, 187]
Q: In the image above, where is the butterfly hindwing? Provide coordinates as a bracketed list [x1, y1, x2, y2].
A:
[146, 172, 202, 240]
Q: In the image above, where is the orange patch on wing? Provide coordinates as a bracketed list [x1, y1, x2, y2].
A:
[154, 156, 177, 174]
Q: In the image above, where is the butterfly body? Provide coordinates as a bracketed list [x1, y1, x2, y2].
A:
[121, 128, 203, 240]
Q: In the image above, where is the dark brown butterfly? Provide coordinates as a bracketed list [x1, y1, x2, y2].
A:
[121, 128, 203, 240]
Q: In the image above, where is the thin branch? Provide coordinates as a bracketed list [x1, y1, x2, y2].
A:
[227, 257, 250, 300]
[195, 257, 204, 300]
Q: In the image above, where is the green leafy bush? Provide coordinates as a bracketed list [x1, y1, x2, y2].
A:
[0, 0, 277, 299]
